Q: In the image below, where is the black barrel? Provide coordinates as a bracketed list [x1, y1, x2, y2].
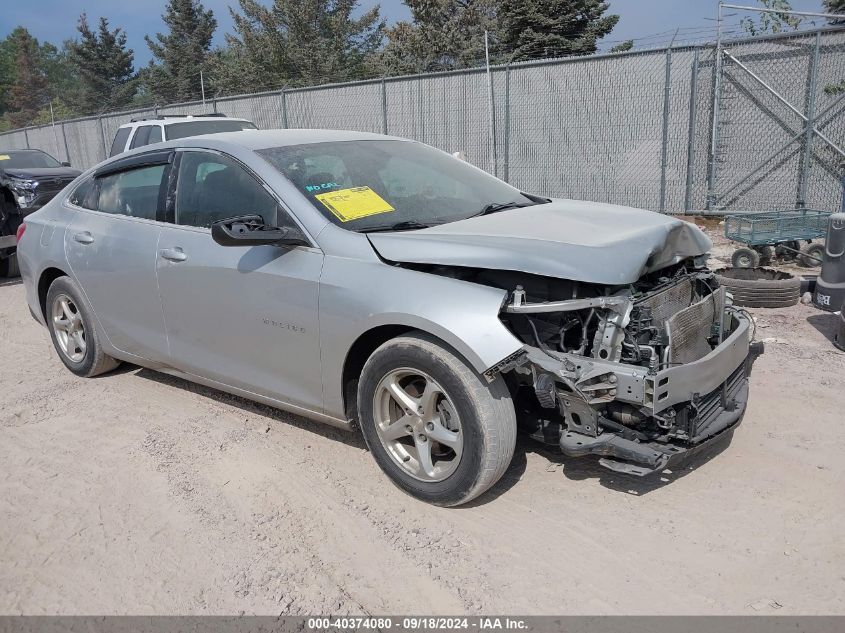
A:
[814, 211, 845, 312]
[835, 297, 845, 352]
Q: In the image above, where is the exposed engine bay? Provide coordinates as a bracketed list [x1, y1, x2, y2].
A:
[409, 257, 764, 476]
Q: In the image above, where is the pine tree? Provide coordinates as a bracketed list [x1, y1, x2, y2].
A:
[67, 14, 136, 114]
[144, 0, 217, 103]
[379, 0, 498, 75]
[217, 0, 384, 94]
[498, 0, 619, 62]
[5, 29, 50, 128]
[0, 29, 78, 130]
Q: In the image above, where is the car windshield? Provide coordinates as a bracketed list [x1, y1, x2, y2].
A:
[164, 120, 258, 140]
[0, 150, 62, 169]
[257, 140, 537, 232]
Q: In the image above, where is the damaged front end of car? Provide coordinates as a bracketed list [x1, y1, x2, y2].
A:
[489, 258, 764, 476]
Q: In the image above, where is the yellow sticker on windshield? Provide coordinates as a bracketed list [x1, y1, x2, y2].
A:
[315, 186, 394, 222]
[0, 155, 9, 160]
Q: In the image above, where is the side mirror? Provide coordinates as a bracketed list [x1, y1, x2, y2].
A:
[211, 215, 310, 248]
[61, 161, 71, 167]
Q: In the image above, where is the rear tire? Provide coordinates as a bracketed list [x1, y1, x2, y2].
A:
[46, 276, 121, 377]
[756, 245, 775, 266]
[357, 332, 516, 507]
[799, 242, 824, 268]
[731, 247, 760, 269]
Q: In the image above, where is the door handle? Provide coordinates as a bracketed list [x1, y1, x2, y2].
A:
[73, 231, 94, 244]
[160, 247, 188, 262]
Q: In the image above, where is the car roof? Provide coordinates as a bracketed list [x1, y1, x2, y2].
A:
[177, 128, 405, 151]
[118, 116, 251, 127]
[86, 129, 410, 176]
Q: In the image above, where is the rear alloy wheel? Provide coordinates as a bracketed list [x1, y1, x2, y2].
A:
[358, 332, 516, 506]
[46, 276, 120, 377]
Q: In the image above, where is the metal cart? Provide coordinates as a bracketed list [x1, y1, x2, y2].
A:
[723, 209, 831, 268]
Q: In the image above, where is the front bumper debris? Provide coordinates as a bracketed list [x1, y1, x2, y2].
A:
[559, 341, 764, 476]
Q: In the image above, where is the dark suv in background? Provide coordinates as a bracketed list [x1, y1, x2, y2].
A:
[0, 149, 80, 276]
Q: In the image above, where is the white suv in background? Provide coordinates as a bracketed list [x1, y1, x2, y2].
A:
[109, 114, 258, 157]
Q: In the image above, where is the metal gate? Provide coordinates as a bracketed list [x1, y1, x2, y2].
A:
[705, 14, 845, 212]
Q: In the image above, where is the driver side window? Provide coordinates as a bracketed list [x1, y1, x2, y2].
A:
[175, 152, 279, 228]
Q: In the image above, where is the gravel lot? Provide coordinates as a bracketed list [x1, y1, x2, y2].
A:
[1, 239, 844, 615]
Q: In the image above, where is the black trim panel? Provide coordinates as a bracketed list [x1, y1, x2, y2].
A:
[94, 150, 174, 179]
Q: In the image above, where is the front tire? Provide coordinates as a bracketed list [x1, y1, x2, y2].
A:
[46, 276, 120, 377]
[358, 332, 516, 506]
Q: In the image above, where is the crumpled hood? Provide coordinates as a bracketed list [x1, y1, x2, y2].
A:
[367, 199, 712, 285]
[1, 167, 81, 180]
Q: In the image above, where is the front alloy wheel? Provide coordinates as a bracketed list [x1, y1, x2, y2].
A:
[373, 368, 463, 482]
[358, 332, 516, 506]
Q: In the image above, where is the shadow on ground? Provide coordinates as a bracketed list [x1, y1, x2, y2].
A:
[807, 311, 841, 344]
[132, 366, 365, 448]
[123, 363, 735, 505]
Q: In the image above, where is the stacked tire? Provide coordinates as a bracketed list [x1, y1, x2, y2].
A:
[714, 267, 801, 308]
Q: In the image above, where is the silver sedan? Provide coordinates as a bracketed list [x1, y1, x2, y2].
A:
[17, 130, 760, 505]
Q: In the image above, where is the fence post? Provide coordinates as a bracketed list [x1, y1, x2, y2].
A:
[381, 79, 388, 135]
[707, 11, 726, 211]
[659, 45, 674, 213]
[503, 64, 511, 183]
[212, 97, 218, 114]
[280, 90, 288, 129]
[23, 128, 30, 149]
[60, 122, 71, 164]
[684, 49, 701, 214]
[486, 67, 498, 178]
[97, 116, 107, 160]
[797, 31, 822, 209]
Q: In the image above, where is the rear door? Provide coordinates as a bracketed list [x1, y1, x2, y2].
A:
[64, 151, 171, 362]
[155, 149, 324, 412]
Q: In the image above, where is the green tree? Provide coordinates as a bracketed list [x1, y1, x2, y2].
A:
[610, 39, 633, 53]
[216, 0, 384, 94]
[144, 0, 217, 103]
[740, 0, 801, 36]
[378, 0, 498, 75]
[0, 28, 75, 128]
[498, 0, 619, 62]
[66, 14, 136, 114]
[823, 0, 845, 23]
[4, 29, 50, 128]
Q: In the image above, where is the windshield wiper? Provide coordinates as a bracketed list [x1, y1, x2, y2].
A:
[359, 220, 433, 233]
[471, 201, 530, 218]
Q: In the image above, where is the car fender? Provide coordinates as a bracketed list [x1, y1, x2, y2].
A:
[319, 255, 523, 419]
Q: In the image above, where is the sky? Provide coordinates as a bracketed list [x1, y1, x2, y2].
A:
[0, 0, 833, 70]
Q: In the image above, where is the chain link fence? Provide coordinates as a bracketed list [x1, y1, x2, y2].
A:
[2, 27, 844, 215]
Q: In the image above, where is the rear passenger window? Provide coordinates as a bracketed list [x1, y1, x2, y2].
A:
[69, 177, 95, 209]
[130, 126, 153, 149]
[148, 126, 163, 144]
[95, 165, 166, 220]
[110, 128, 131, 156]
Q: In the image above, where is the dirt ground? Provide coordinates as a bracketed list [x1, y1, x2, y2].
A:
[1, 231, 844, 615]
